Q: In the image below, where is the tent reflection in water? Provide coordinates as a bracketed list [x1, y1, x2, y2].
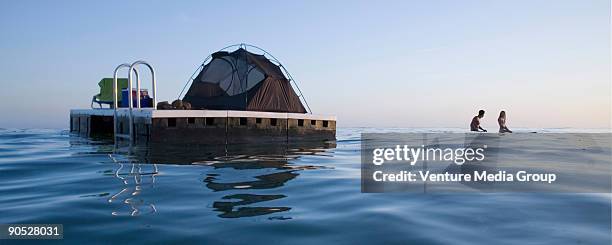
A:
[183, 48, 307, 113]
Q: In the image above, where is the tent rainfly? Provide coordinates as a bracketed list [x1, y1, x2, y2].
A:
[182, 48, 307, 113]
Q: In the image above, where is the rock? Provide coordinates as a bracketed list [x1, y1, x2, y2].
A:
[183, 102, 192, 110]
[171, 99, 184, 109]
[157, 101, 172, 110]
[157, 100, 191, 110]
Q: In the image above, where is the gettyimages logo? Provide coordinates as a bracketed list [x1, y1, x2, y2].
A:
[361, 133, 612, 193]
[372, 144, 486, 166]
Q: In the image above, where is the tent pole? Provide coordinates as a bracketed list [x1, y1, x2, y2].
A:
[243, 44, 313, 114]
[178, 55, 210, 99]
[243, 44, 248, 109]
[180, 43, 313, 113]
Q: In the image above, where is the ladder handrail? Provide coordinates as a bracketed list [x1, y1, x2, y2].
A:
[129, 61, 157, 110]
[112, 61, 156, 144]
[113, 64, 139, 142]
[113, 64, 141, 109]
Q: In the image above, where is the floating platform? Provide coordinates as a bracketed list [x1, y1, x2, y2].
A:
[70, 109, 336, 144]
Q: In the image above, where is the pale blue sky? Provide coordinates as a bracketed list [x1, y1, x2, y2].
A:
[0, 0, 610, 129]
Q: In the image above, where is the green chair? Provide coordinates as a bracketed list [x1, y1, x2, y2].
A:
[91, 78, 129, 108]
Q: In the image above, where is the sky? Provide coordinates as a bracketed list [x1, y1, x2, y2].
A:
[0, 0, 610, 129]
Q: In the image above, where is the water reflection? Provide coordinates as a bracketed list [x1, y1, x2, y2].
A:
[212, 194, 290, 218]
[69, 136, 159, 216]
[205, 171, 298, 191]
[107, 154, 159, 216]
[106, 141, 336, 219]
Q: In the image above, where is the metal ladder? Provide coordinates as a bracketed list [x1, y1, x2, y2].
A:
[113, 61, 157, 144]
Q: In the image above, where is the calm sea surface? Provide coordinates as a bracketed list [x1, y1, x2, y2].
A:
[0, 128, 610, 244]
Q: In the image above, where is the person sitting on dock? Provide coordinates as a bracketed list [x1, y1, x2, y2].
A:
[470, 110, 487, 132]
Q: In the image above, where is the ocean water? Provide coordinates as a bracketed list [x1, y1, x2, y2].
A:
[0, 128, 610, 244]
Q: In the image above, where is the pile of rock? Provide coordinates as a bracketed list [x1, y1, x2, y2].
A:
[157, 100, 192, 110]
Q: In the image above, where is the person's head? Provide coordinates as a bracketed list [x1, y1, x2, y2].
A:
[499, 110, 506, 118]
[478, 110, 485, 118]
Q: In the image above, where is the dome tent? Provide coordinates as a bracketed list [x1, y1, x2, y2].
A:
[182, 44, 309, 113]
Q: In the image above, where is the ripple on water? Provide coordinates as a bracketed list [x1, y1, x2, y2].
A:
[0, 128, 609, 244]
